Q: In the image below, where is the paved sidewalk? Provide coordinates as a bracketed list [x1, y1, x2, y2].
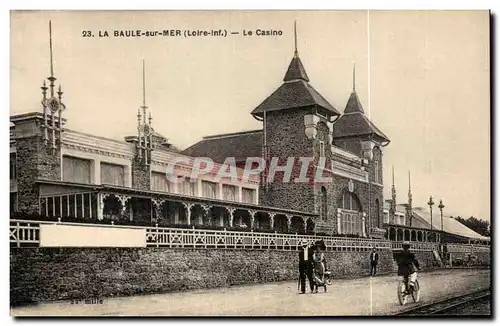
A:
[11, 269, 490, 316]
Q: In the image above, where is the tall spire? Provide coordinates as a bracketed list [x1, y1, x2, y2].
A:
[137, 59, 154, 165]
[41, 20, 66, 150]
[49, 20, 54, 79]
[407, 170, 413, 226]
[390, 166, 397, 223]
[408, 170, 413, 208]
[294, 20, 298, 54]
[408, 170, 412, 193]
[142, 59, 146, 108]
[391, 166, 396, 203]
[344, 62, 366, 114]
[352, 62, 356, 91]
[283, 21, 310, 82]
[48, 20, 57, 97]
[141, 59, 147, 125]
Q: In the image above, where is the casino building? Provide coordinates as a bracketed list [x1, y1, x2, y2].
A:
[9, 22, 488, 245]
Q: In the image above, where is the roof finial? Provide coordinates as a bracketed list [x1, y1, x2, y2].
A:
[353, 62, 356, 91]
[294, 20, 298, 55]
[408, 170, 411, 192]
[142, 59, 146, 108]
[141, 60, 148, 125]
[49, 20, 54, 79]
[392, 165, 395, 186]
[47, 20, 57, 98]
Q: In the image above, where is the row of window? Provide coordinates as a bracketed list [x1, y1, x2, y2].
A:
[11, 146, 381, 183]
[57, 156, 257, 204]
[383, 211, 406, 225]
[63, 156, 125, 185]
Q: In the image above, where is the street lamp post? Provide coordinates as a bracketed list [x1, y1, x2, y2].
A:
[428, 196, 435, 231]
[438, 199, 445, 232]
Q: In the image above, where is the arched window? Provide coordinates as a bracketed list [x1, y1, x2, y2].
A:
[339, 191, 361, 211]
[320, 187, 327, 220]
[338, 191, 363, 236]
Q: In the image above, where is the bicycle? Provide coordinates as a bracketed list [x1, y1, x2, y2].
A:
[397, 275, 420, 305]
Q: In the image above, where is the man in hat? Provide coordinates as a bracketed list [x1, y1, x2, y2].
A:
[298, 240, 315, 294]
[369, 247, 379, 276]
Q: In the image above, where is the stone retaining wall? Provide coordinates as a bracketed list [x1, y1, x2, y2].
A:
[10, 247, 473, 305]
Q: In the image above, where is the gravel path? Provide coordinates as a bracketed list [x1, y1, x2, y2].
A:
[11, 268, 490, 316]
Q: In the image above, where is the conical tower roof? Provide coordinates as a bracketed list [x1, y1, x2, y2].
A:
[344, 91, 365, 114]
[251, 23, 340, 118]
[333, 65, 390, 144]
[283, 52, 310, 82]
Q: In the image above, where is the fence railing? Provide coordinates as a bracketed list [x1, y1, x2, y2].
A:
[10, 220, 40, 248]
[9, 219, 491, 254]
[447, 243, 491, 253]
[145, 226, 391, 251]
[391, 241, 443, 252]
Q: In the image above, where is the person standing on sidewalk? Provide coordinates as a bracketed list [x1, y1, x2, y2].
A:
[369, 247, 379, 276]
[298, 241, 315, 294]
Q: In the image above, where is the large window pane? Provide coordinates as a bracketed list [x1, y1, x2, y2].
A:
[222, 184, 236, 201]
[343, 194, 350, 210]
[242, 188, 255, 204]
[351, 196, 359, 211]
[202, 181, 216, 199]
[101, 162, 125, 186]
[63, 156, 91, 184]
[179, 177, 195, 196]
[151, 172, 169, 192]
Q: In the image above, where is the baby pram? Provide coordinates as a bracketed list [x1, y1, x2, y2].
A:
[312, 253, 331, 292]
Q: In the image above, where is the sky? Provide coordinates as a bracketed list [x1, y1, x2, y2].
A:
[10, 10, 490, 221]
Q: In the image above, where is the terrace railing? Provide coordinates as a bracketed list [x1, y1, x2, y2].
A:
[145, 225, 390, 251]
[10, 219, 490, 254]
[10, 220, 40, 248]
[391, 241, 441, 252]
[447, 243, 491, 253]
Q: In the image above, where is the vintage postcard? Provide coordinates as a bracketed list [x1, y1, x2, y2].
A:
[9, 10, 491, 317]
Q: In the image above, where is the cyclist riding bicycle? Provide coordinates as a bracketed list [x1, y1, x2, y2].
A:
[396, 241, 421, 292]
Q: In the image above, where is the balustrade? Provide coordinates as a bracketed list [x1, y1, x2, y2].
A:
[10, 219, 490, 253]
